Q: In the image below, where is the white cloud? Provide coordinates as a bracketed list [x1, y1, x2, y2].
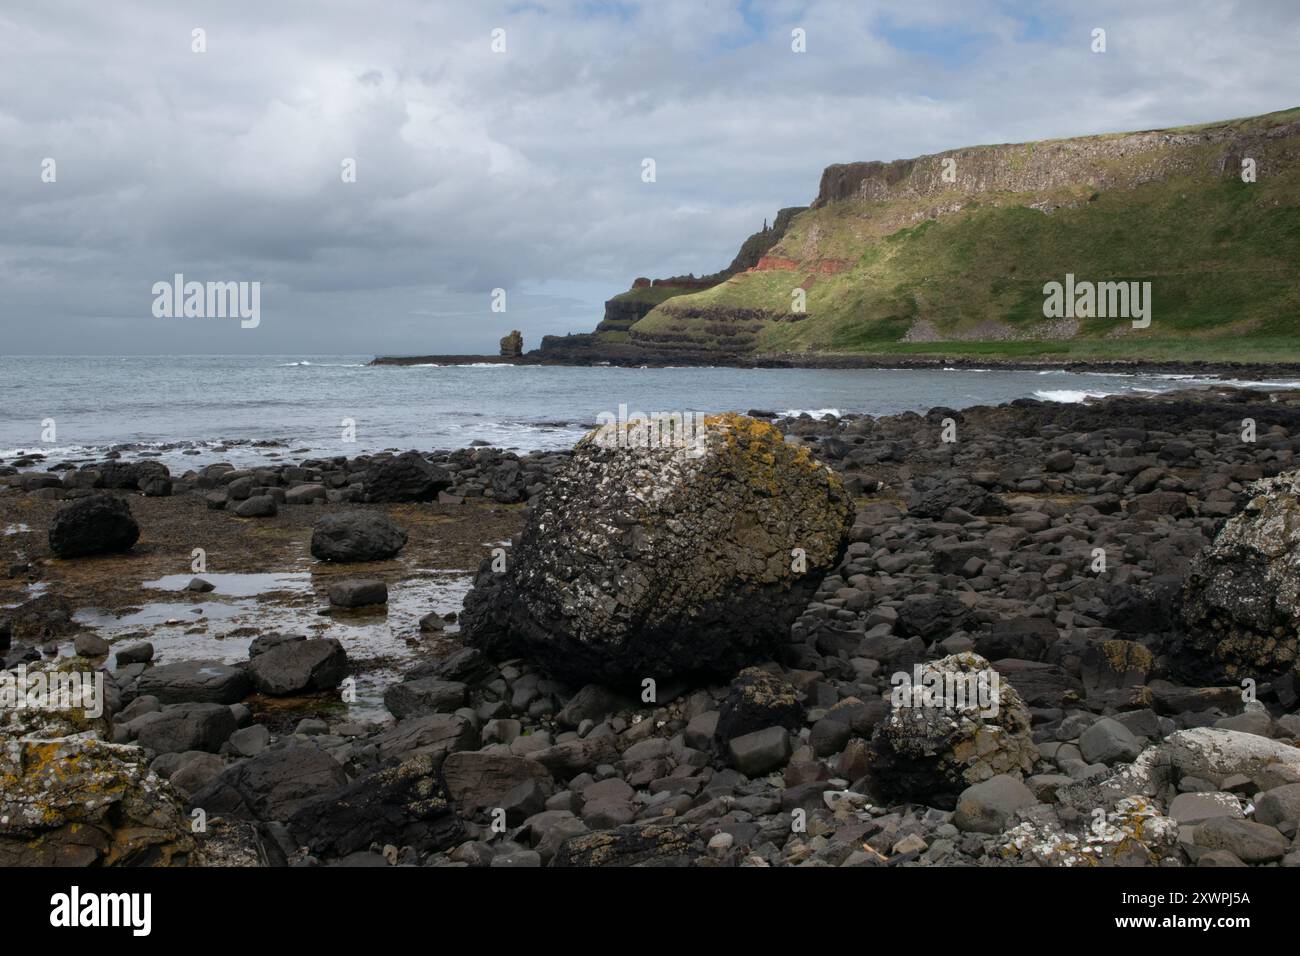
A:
[0, 0, 1297, 353]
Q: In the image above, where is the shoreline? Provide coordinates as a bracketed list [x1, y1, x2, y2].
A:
[369, 351, 1300, 379]
[5, 386, 1300, 868]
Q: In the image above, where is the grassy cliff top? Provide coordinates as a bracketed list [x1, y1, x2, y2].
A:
[614, 108, 1300, 364]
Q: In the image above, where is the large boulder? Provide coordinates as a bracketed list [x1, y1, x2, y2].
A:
[310, 512, 407, 562]
[287, 753, 464, 857]
[362, 452, 450, 503]
[187, 742, 348, 822]
[442, 751, 553, 815]
[48, 494, 139, 558]
[0, 737, 194, 866]
[713, 667, 805, 742]
[134, 702, 237, 754]
[460, 414, 853, 684]
[869, 652, 1038, 809]
[97, 459, 169, 490]
[1182, 470, 1300, 681]
[246, 637, 348, 696]
[135, 660, 250, 704]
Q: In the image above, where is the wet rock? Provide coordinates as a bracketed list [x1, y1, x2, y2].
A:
[116, 641, 154, 665]
[310, 512, 408, 562]
[73, 633, 110, 657]
[462, 414, 852, 685]
[48, 494, 139, 558]
[136, 660, 251, 705]
[246, 637, 348, 696]
[328, 578, 388, 608]
[287, 752, 464, 856]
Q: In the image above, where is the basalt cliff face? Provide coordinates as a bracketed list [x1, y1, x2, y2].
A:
[539, 108, 1300, 366]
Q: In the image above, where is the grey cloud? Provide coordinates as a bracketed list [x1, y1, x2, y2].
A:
[0, 0, 1297, 354]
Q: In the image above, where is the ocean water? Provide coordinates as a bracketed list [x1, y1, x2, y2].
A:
[1, 355, 1295, 470]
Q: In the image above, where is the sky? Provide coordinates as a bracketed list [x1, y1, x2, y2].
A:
[1, 0, 1298, 356]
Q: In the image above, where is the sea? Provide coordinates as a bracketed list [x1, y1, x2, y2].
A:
[2, 354, 1297, 470]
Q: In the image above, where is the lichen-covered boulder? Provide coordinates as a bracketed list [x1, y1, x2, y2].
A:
[1056, 728, 1300, 815]
[869, 652, 1038, 809]
[998, 797, 1180, 866]
[1182, 470, 1300, 681]
[460, 414, 853, 685]
[0, 737, 195, 866]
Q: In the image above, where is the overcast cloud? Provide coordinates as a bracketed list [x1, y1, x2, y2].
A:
[1, 0, 1298, 355]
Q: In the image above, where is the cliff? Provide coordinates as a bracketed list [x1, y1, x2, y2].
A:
[540, 107, 1300, 365]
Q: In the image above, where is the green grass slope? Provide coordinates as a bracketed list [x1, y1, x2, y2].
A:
[627, 108, 1300, 363]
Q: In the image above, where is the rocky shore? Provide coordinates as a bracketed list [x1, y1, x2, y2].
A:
[4, 386, 1300, 868]
[369, 350, 1300, 379]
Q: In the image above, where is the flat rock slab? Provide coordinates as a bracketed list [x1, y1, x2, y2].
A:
[136, 660, 251, 705]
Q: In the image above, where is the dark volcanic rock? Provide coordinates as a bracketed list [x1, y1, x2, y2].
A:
[362, 452, 450, 503]
[310, 511, 408, 562]
[188, 742, 348, 822]
[287, 753, 464, 856]
[136, 660, 251, 705]
[135, 702, 237, 754]
[1182, 471, 1300, 681]
[714, 667, 805, 741]
[550, 824, 705, 867]
[460, 414, 852, 685]
[246, 637, 348, 696]
[48, 494, 139, 558]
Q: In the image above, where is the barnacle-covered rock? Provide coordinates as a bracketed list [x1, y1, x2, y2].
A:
[868, 652, 1038, 809]
[1182, 470, 1300, 681]
[461, 413, 852, 685]
[998, 797, 1180, 866]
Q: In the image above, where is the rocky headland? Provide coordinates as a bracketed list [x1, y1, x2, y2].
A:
[376, 107, 1300, 369]
[4, 386, 1300, 867]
